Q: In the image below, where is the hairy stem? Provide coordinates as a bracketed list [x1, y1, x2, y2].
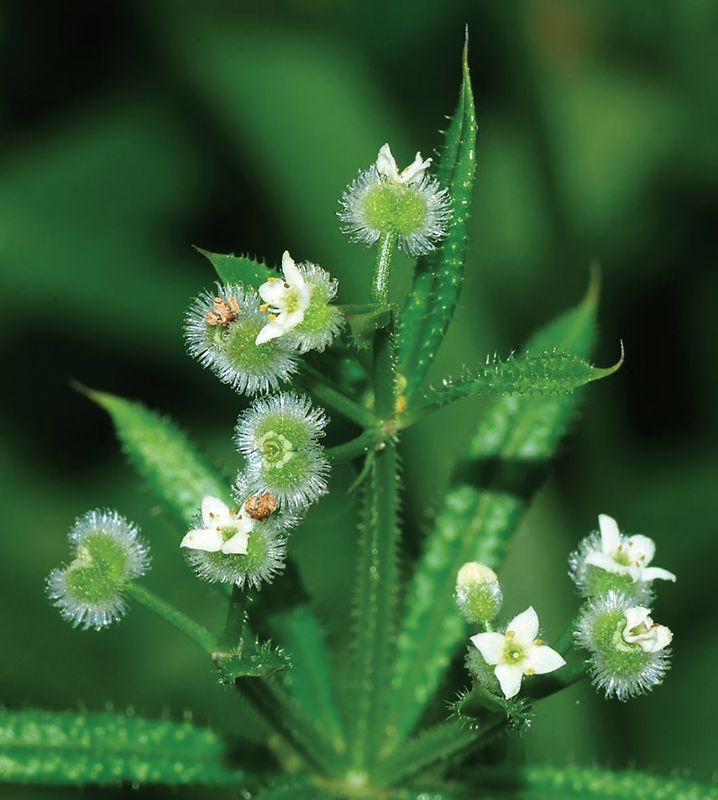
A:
[326, 428, 381, 464]
[125, 582, 217, 654]
[371, 231, 397, 305]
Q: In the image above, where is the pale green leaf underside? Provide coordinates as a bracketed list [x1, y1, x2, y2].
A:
[195, 246, 274, 288]
[424, 347, 622, 408]
[0, 710, 245, 786]
[85, 388, 230, 526]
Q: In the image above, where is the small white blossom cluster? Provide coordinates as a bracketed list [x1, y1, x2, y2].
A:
[570, 514, 676, 700]
[48, 510, 150, 630]
[184, 252, 344, 396]
[339, 143, 452, 256]
[459, 564, 565, 700]
[181, 392, 329, 589]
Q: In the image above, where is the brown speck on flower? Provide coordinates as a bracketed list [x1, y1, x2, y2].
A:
[205, 296, 239, 327]
[245, 492, 278, 521]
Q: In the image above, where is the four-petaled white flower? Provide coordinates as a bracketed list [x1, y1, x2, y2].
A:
[622, 606, 673, 653]
[375, 143, 432, 185]
[585, 514, 676, 584]
[470, 606, 566, 700]
[256, 251, 311, 345]
[181, 496, 254, 555]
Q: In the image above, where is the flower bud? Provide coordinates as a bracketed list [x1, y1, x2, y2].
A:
[575, 590, 672, 701]
[47, 510, 150, 630]
[455, 562, 502, 625]
[184, 284, 298, 395]
[234, 393, 329, 510]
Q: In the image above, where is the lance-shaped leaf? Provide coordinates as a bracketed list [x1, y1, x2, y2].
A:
[0, 710, 247, 786]
[397, 34, 477, 401]
[270, 606, 346, 755]
[473, 765, 718, 799]
[195, 246, 274, 288]
[384, 273, 601, 750]
[419, 347, 622, 411]
[83, 388, 230, 526]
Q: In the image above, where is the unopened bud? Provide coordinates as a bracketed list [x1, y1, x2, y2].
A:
[455, 562, 502, 625]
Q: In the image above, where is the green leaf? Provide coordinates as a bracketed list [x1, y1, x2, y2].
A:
[384, 273, 600, 750]
[215, 636, 291, 682]
[0, 710, 246, 786]
[271, 606, 346, 754]
[421, 347, 622, 409]
[372, 720, 475, 786]
[195, 246, 274, 288]
[397, 34, 478, 401]
[83, 388, 230, 526]
[474, 765, 718, 799]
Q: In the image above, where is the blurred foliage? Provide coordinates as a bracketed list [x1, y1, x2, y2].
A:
[1, 0, 717, 796]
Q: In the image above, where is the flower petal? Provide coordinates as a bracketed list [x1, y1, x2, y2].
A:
[470, 632, 506, 665]
[376, 143, 399, 181]
[259, 279, 287, 305]
[222, 530, 250, 555]
[201, 496, 231, 527]
[181, 528, 223, 552]
[400, 152, 432, 184]
[495, 663, 524, 699]
[525, 645, 566, 675]
[625, 534, 655, 566]
[281, 251, 304, 288]
[255, 321, 285, 345]
[598, 513, 621, 553]
[624, 606, 651, 631]
[584, 551, 624, 574]
[641, 566, 676, 583]
[506, 606, 539, 646]
[652, 624, 673, 651]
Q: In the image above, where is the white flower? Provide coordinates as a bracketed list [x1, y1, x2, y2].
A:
[181, 496, 254, 555]
[470, 607, 566, 699]
[339, 142, 451, 256]
[622, 606, 673, 653]
[375, 143, 432, 185]
[584, 514, 676, 584]
[256, 251, 311, 345]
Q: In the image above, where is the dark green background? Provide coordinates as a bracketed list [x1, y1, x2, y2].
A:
[2, 1, 717, 796]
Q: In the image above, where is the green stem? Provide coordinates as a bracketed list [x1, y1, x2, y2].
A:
[326, 429, 380, 464]
[125, 582, 217, 654]
[371, 232, 397, 305]
[299, 364, 376, 428]
[219, 585, 251, 651]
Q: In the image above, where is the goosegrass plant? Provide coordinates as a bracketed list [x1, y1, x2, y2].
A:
[2, 37, 713, 800]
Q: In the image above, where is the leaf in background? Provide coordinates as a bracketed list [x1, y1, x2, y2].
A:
[474, 765, 718, 799]
[0, 710, 247, 786]
[397, 35, 478, 400]
[195, 247, 274, 288]
[384, 273, 600, 750]
[150, 10, 406, 302]
[0, 107, 202, 354]
[84, 388, 230, 526]
[270, 606, 345, 754]
[422, 347, 621, 408]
